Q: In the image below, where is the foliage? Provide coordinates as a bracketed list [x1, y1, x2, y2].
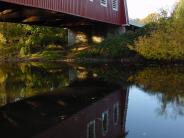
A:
[131, 1, 184, 61]
[173, 0, 184, 19]
[78, 32, 139, 58]
[140, 13, 162, 24]
[32, 50, 64, 60]
[0, 22, 67, 60]
[77, 10, 170, 60]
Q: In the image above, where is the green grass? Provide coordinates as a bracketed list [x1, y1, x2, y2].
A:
[30, 50, 64, 60]
[77, 33, 138, 59]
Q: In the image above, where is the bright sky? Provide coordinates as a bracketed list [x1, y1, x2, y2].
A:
[127, 0, 179, 19]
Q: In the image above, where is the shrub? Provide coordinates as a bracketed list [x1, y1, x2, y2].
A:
[131, 1, 184, 61]
[78, 33, 138, 59]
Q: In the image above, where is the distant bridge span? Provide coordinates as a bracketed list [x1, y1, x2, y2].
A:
[0, 0, 129, 27]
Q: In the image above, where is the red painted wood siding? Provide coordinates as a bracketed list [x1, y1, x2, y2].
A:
[1, 0, 128, 25]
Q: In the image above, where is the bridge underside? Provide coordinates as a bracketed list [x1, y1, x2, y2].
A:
[0, 1, 126, 46]
[0, 1, 112, 27]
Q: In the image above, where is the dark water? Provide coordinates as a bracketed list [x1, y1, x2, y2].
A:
[0, 62, 184, 138]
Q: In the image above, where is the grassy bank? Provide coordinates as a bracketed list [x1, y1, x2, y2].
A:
[77, 33, 137, 59]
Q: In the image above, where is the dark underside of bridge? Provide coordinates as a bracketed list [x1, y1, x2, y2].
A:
[0, 1, 113, 27]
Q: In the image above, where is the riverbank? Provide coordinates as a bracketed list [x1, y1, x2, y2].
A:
[1, 1, 184, 65]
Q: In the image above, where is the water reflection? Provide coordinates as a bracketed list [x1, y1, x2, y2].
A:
[0, 63, 133, 107]
[130, 66, 184, 118]
[0, 63, 72, 106]
[0, 79, 128, 138]
[0, 63, 184, 138]
[126, 86, 184, 138]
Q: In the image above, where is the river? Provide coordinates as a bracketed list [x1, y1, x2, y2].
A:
[0, 62, 183, 138]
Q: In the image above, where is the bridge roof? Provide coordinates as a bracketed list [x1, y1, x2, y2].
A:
[129, 20, 144, 28]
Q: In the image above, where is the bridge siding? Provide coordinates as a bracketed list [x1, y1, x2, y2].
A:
[1, 0, 127, 25]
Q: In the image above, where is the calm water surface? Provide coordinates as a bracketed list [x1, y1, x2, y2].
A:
[0, 62, 183, 138]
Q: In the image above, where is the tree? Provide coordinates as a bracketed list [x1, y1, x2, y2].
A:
[141, 13, 161, 24]
[0, 22, 67, 59]
[173, 0, 184, 19]
[130, 2, 184, 61]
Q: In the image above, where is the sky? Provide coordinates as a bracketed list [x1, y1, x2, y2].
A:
[127, 0, 179, 19]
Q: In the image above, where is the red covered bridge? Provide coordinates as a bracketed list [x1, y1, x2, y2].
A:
[0, 0, 128, 26]
[0, 0, 129, 45]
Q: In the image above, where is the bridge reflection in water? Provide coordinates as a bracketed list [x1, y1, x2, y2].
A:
[0, 79, 129, 138]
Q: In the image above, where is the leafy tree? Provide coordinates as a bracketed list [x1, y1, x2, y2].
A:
[173, 0, 184, 19]
[0, 22, 67, 59]
[131, 1, 184, 61]
[140, 13, 161, 24]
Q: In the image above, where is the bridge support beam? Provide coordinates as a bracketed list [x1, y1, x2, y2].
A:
[67, 25, 126, 46]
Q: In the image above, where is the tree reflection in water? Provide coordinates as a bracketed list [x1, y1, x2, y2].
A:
[130, 66, 184, 118]
[0, 62, 184, 137]
[0, 62, 71, 106]
[0, 63, 135, 107]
